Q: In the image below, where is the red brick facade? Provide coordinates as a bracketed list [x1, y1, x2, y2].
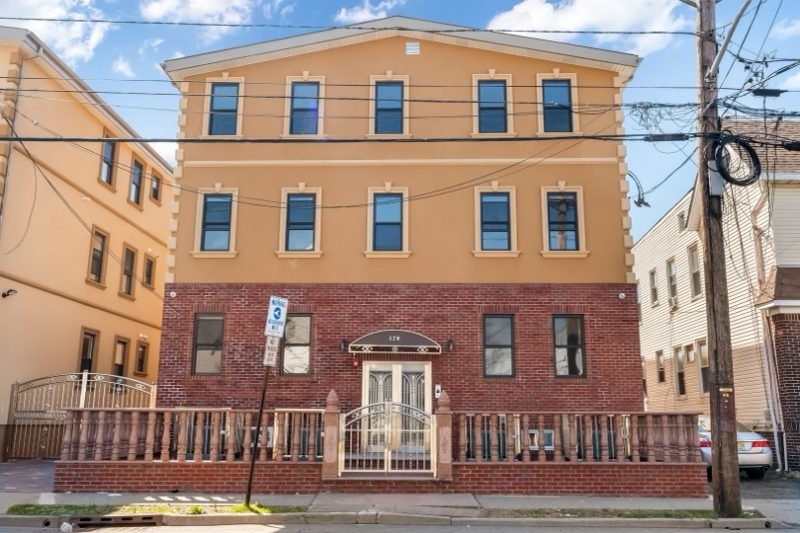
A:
[772, 313, 800, 470]
[54, 462, 708, 498]
[158, 283, 643, 413]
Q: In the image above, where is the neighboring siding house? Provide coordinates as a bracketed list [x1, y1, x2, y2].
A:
[634, 119, 800, 470]
[0, 27, 172, 460]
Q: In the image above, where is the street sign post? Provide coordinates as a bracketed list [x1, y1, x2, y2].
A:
[246, 295, 288, 508]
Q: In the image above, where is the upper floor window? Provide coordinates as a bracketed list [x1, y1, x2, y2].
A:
[477, 80, 508, 133]
[480, 192, 510, 250]
[546, 192, 579, 251]
[113, 338, 128, 377]
[150, 174, 162, 202]
[689, 245, 702, 297]
[698, 340, 710, 394]
[282, 315, 312, 375]
[209, 83, 239, 136]
[656, 350, 665, 383]
[649, 270, 659, 305]
[100, 138, 115, 186]
[201, 194, 233, 251]
[484, 315, 514, 377]
[674, 346, 686, 397]
[375, 81, 404, 134]
[143, 256, 155, 289]
[667, 259, 678, 300]
[120, 245, 136, 297]
[286, 194, 317, 251]
[373, 193, 403, 251]
[129, 160, 143, 205]
[290, 82, 320, 135]
[542, 79, 573, 132]
[87, 228, 108, 286]
[79, 329, 97, 373]
[193, 314, 224, 374]
[135, 342, 149, 375]
[553, 315, 584, 377]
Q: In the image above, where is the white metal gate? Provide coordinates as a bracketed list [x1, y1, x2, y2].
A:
[339, 402, 435, 475]
[6, 372, 155, 459]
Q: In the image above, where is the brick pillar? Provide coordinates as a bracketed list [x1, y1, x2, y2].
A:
[772, 313, 800, 470]
[322, 390, 340, 480]
[436, 390, 453, 481]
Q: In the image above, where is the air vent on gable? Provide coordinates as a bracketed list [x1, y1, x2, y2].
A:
[677, 212, 686, 232]
[406, 41, 420, 55]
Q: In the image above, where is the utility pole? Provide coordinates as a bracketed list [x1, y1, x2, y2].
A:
[695, 0, 742, 518]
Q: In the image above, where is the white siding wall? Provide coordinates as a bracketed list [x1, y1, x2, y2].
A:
[771, 187, 800, 266]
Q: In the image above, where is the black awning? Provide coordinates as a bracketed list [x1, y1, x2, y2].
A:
[348, 330, 442, 355]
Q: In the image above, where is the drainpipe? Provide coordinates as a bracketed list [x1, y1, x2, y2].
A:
[761, 309, 787, 471]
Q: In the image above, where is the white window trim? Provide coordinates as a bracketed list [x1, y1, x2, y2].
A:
[656, 350, 665, 384]
[368, 72, 412, 138]
[536, 70, 581, 135]
[471, 71, 516, 138]
[649, 269, 659, 307]
[688, 244, 703, 300]
[202, 77, 245, 138]
[696, 338, 710, 396]
[282, 73, 326, 138]
[666, 257, 678, 300]
[192, 186, 239, 259]
[540, 183, 589, 257]
[673, 346, 687, 399]
[366, 185, 411, 258]
[473, 182, 520, 258]
[277, 185, 323, 259]
[528, 429, 555, 451]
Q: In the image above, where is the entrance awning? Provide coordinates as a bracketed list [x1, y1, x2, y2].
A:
[348, 330, 442, 355]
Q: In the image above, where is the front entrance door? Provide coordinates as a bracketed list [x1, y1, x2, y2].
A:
[363, 362, 431, 414]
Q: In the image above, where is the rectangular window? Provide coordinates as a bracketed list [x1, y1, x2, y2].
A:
[547, 192, 579, 251]
[480, 192, 510, 250]
[484, 315, 513, 377]
[79, 330, 97, 373]
[542, 79, 573, 132]
[193, 314, 224, 374]
[554, 315, 585, 377]
[290, 82, 320, 135]
[143, 257, 155, 288]
[201, 194, 233, 251]
[675, 346, 686, 397]
[656, 350, 665, 383]
[285, 194, 316, 251]
[88, 230, 107, 284]
[113, 339, 128, 377]
[477, 80, 507, 133]
[650, 270, 659, 305]
[129, 160, 143, 205]
[208, 83, 239, 135]
[151, 174, 161, 202]
[120, 246, 136, 297]
[667, 259, 678, 299]
[100, 139, 115, 185]
[135, 343, 148, 374]
[373, 193, 403, 251]
[689, 245, 702, 297]
[698, 340, 710, 394]
[282, 315, 311, 375]
[375, 81, 404, 134]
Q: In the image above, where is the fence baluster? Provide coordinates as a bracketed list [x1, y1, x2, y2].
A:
[646, 414, 656, 462]
[177, 411, 188, 462]
[145, 411, 157, 461]
[631, 415, 640, 462]
[243, 412, 252, 462]
[506, 414, 515, 462]
[193, 412, 205, 461]
[111, 411, 122, 461]
[583, 415, 592, 462]
[225, 413, 235, 462]
[537, 415, 546, 463]
[61, 411, 74, 461]
[160, 412, 171, 461]
[127, 411, 140, 461]
[489, 415, 498, 462]
[600, 415, 609, 462]
[662, 414, 671, 463]
[308, 413, 317, 460]
[210, 412, 220, 461]
[615, 415, 624, 463]
[291, 413, 301, 461]
[568, 414, 577, 462]
[522, 415, 531, 462]
[475, 414, 484, 463]
[459, 414, 467, 462]
[259, 413, 269, 462]
[94, 411, 106, 461]
[274, 412, 285, 461]
[554, 414, 563, 462]
[77, 410, 90, 461]
[677, 414, 687, 463]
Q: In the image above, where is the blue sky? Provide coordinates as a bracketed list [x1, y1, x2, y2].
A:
[3, 0, 800, 239]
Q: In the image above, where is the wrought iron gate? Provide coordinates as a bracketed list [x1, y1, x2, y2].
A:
[6, 372, 155, 459]
[339, 402, 435, 475]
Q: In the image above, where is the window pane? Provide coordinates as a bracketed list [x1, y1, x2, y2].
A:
[136, 345, 147, 373]
[151, 176, 161, 200]
[479, 81, 506, 105]
[376, 109, 403, 134]
[555, 347, 584, 376]
[203, 230, 230, 251]
[375, 194, 402, 222]
[211, 83, 238, 111]
[144, 259, 154, 285]
[482, 232, 509, 250]
[292, 82, 319, 107]
[485, 316, 512, 345]
[81, 333, 95, 364]
[287, 229, 315, 251]
[290, 110, 318, 135]
[479, 108, 507, 133]
[374, 224, 402, 251]
[485, 348, 512, 376]
[283, 346, 310, 374]
[287, 195, 315, 224]
[482, 193, 509, 222]
[204, 195, 232, 224]
[130, 163, 143, 203]
[197, 317, 224, 346]
[285, 316, 311, 344]
[543, 80, 572, 132]
[194, 349, 222, 374]
[114, 341, 126, 366]
[548, 193, 578, 251]
[554, 316, 582, 345]
[209, 113, 237, 136]
[376, 82, 403, 109]
[101, 141, 115, 183]
[478, 81, 507, 133]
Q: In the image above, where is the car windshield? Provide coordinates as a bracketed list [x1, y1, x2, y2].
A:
[697, 416, 753, 433]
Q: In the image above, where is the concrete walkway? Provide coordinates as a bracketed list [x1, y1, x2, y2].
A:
[0, 460, 54, 493]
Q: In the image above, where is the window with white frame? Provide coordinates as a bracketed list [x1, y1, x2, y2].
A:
[688, 245, 702, 297]
[282, 315, 311, 375]
[472, 72, 514, 135]
[193, 187, 239, 258]
[674, 346, 686, 397]
[541, 184, 587, 256]
[536, 71, 579, 134]
[366, 186, 410, 257]
[667, 259, 678, 300]
[649, 270, 659, 305]
[698, 340, 710, 394]
[656, 350, 665, 383]
[474, 184, 519, 257]
[208, 83, 240, 135]
[278, 186, 322, 257]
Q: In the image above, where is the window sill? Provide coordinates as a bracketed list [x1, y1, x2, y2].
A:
[540, 251, 590, 258]
[538, 131, 583, 137]
[85, 279, 107, 290]
[364, 251, 412, 259]
[134, 372, 148, 378]
[677, 395, 688, 401]
[276, 251, 324, 259]
[199, 134, 243, 139]
[692, 294, 704, 302]
[97, 179, 116, 192]
[555, 375, 587, 379]
[366, 133, 412, 139]
[472, 250, 521, 258]
[280, 134, 328, 139]
[651, 302, 660, 308]
[118, 292, 136, 302]
[191, 251, 238, 259]
[148, 195, 162, 207]
[126, 199, 144, 211]
[470, 132, 518, 138]
[141, 282, 156, 290]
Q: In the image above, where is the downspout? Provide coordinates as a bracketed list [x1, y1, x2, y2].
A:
[760, 309, 784, 471]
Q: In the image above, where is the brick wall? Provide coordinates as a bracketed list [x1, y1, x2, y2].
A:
[54, 462, 708, 498]
[158, 283, 642, 413]
[772, 313, 800, 470]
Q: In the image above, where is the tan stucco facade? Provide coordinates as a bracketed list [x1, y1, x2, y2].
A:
[169, 33, 636, 284]
[0, 29, 172, 457]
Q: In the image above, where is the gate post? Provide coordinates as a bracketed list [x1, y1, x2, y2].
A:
[79, 371, 89, 408]
[2, 382, 19, 461]
[436, 390, 453, 481]
[322, 390, 340, 480]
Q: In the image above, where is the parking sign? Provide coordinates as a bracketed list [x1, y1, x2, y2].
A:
[265, 296, 289, 337]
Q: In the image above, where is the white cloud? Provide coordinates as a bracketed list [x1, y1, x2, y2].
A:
[139, 0, 261, 43]
[0, 0, 110, 64]
[171, 50, 185, 59]
[334, 0, 405, 24]
[263, 0, 295, 19]
[487, 0, 691, 56]
[112, 55, 135, 77]
[138, 37, 165, 58]
[280, 3, 296, 17]
[150, 141, 178, 166]
[781, 72, 800, 91]
[773, 18, 800, 40]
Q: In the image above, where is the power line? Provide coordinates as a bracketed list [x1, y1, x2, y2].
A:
[644, 147, 699, 195]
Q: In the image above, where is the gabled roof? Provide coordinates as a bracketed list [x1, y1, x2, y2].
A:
[163, 15, 641, 81]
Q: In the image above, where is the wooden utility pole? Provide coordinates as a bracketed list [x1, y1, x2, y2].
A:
[696, 0, 742, 517]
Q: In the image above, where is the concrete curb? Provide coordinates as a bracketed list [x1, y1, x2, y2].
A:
[2, 512, 790, 529]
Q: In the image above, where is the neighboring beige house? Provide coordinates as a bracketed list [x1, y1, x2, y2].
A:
[634, 120, 800, 470]
[0, 27, 172, 460]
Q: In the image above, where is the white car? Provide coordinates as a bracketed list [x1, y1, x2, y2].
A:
[698, 415, 773, 479]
